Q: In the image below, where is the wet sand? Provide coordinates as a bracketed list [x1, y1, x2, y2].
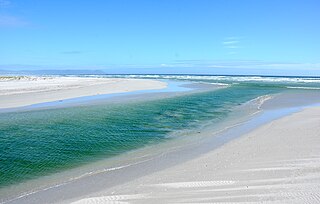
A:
[69, 106, 320, 204]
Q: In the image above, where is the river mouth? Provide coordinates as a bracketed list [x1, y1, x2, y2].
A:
[1, 75, 320, 203]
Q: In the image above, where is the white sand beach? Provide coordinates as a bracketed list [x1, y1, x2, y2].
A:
[70, 106, 320, 204]
[1, 76, 320, 204]
[0, 76, 167, 109]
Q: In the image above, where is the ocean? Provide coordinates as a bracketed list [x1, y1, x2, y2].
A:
[1, 75, 320, 190]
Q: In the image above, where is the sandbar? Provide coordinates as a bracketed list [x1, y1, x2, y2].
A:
[0, 76, 167, 109]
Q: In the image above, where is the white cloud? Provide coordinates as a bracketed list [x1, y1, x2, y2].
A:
[172, 60, 320, 71]
[0, 1, 29, 28]
[0, 14, 28, 27]
[223, 37, 241, 55]
[222, 40, 239, 45]
[0, 0, 11, 8]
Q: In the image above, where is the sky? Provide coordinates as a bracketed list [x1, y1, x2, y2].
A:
[0, 0, 320, 75]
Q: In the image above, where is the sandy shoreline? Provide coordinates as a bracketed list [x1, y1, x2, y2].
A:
[0, 76, 167, 109]
[68, 106, 320, 204]
[1, 77, 320, 203]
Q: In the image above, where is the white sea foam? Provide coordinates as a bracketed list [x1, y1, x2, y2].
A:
[244, 95, 274, 112]
[96, 75, 320, 84]
[254, 95, 273, 110]
[198, 82, 230, 86]
[286, 86, 320, 90]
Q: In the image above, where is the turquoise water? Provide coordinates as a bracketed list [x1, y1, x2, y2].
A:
[0, 75, 319, 188]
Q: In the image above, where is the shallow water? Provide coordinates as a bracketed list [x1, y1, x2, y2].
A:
[1, 75, 320, 189]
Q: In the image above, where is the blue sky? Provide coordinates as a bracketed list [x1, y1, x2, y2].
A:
[0, 0, 320, 75]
